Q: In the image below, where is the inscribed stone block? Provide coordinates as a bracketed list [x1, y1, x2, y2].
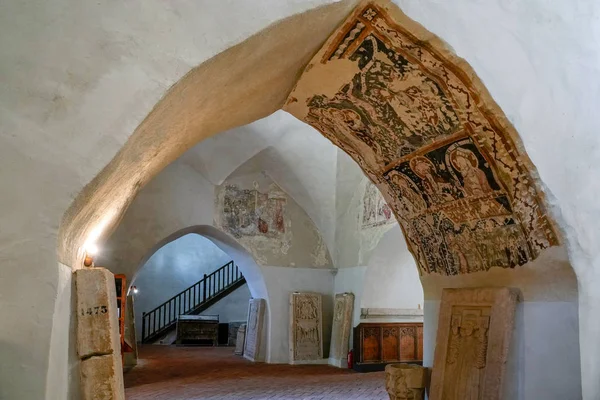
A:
[75, 267, 120, 360]
[429, 287, 518, 400]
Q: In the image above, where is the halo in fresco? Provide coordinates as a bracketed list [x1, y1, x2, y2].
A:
[284, 0, 558, 275]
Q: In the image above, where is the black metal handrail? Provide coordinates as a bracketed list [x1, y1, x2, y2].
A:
[141, 261, 244, 343]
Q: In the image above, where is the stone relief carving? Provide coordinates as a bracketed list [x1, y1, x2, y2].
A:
[244, 298, 266, 362]
[284, 0, 558, 275]
[290, 292, 323, 363]
[429, 288, 518, 400]
[329, 292, 355, 367]
[385, 363, 427, 400]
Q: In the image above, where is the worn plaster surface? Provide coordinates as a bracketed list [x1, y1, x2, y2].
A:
[1, 0, 600, 398]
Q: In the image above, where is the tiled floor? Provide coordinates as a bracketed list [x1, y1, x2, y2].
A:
[125, 346, 387, 399]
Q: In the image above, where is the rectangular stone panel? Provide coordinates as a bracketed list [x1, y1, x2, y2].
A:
[243, 298, 265, 362]
[289, 292, 323, 363]
[75, 267, 121, 360]
[430, 287, 518, 400]
[123, 295, 138, 368]
[234, 324, 246, 355]
[228, 321, 245, 347]
[80, 353, 125, 400]
[328, 292, 354, 368]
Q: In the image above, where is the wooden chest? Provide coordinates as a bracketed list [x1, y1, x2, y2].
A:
[353, 322, 423, 372]
[175, 315, 219, 346]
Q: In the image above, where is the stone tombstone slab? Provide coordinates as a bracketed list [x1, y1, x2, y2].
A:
[234, 324, 246, 355]
[289, 292, 323, 363]
[123, 295, 138, 368]
[385, 363, 427, 400]
[328, 292, 354, 368]
[243, 298, 265, 362]
[80, 354, 125, 400]
[430, 287, 518, 400]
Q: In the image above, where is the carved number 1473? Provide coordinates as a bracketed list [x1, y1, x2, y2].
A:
[81, 306, 108, 316]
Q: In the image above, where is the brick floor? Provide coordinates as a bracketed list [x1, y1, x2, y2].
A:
[125, 345, 387, 400]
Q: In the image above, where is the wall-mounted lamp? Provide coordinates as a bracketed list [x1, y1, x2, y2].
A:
[132, 286, 139, 294]
[83, 243, 99, 267]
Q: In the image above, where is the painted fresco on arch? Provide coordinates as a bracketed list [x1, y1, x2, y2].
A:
[221, 183, 287, 239]
[284, 0, 558, 275]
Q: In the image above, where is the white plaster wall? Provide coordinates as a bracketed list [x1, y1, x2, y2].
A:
[361, 225, 424, 311]
[261, 266, 335, 363]
[1, 0, 600, 398]
[0, 2, 345, 396]
[202, 284, 251, 324]
[99, 160, 215, 278]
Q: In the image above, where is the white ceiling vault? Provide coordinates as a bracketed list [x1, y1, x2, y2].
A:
[179, 110, 342, 250]
[1, 0, 600, 399]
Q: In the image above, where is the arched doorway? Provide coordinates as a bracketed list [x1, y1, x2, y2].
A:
[56, 1, 582, 398]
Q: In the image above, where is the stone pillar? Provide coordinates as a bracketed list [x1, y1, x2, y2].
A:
[385, 364, 427, 400]
[123, 295, 138, 369]
[75, 267, 125, 400]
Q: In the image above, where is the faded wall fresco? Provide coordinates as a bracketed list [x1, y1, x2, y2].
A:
[285, 0, 558, 275]
[215, 171, 332, 268]
[362, 180, 394, 229]
[222, 183, 287, 239]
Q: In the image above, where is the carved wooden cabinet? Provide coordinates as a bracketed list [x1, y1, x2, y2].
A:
[353, 322, 423, 372]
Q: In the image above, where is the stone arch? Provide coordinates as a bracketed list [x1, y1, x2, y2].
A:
[128, 225, 272, 361]
[129, 225, 268, 300]
[55, 0, 582, 397]
[57, 0, 359, 269]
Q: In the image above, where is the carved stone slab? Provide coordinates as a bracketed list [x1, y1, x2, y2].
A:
[430, 287, 518, 400]
[123, 295, 138, 368]
[289, 292, 323, 363]
[234, 324, 246, 355]
[243, 298, 265, 362]
[328, 292, 354, 368]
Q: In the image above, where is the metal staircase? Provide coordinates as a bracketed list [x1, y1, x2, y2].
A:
[141, 261, 245, 344]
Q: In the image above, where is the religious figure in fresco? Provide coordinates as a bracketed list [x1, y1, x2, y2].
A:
[362, 180, 395, 228]
[449, 147, 493, 197]
[221, 183, 287, 239]
[387, 171, 427, 217]
[284, 2, 559, 275]
[409, 156, 455, 205]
